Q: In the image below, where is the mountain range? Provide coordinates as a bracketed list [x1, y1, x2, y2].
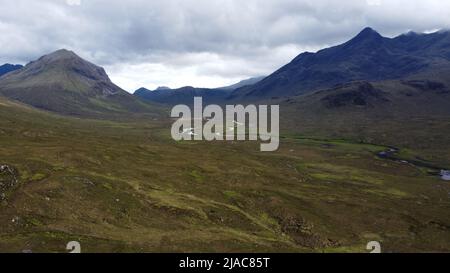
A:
[231, 27, 450, 100]
[1, 27, 450, 253]
[0, 27, 449, 121]
[134, 86, 230, 105]
[0, 64, 23, 77]
[132, 27, 450, 107]
[133, 76, 265, 105]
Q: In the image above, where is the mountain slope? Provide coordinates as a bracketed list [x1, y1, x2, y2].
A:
[217, 76, 265, 91]
[232, 28, 450, 100]
[279, 68, 450, 165]
[0, 49, 154, 116]
[0, 64, 23, 77]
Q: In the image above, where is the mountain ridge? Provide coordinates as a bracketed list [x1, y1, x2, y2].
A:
[231, 28, 450, 100]
[134, 86, 229, 105]
[0, 49, 155, 116]
[0, 64, 23, 77]
[134, 76, 265, 105]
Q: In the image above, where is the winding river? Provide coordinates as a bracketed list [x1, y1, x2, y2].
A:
[376, 147, 450, 181]
[283, 135, 449, 181]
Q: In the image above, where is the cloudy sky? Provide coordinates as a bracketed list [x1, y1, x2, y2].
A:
[1, 0, 450, 92]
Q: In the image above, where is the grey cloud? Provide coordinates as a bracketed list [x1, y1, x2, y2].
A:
[1, 0, 450, 89]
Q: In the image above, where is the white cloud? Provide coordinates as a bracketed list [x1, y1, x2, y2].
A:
[366, 0, 382, 6]
[66, 0, 81, 6]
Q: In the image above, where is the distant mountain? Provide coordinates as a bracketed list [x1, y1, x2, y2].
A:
[134, 76, 264, 105]
[134, 86, 229, 105]
[155, 86, 171, 91]
[217, 76, 265, 91]
[232, 27, 450, 100]
[0, 49, 153, 116]
[0, 64, 23, 77]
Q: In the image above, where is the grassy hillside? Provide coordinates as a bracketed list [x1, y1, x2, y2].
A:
[0, 96, 449, 253]
[279, 74, 450, 167]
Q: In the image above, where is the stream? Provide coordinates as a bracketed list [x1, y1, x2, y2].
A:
[376, 147, 450, 181]
[283, 135, 449, 181]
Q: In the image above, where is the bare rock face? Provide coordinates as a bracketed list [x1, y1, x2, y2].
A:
[402, 80, 448, 94]
[321, 81, 389, 108]
[277, 214, 340, 249]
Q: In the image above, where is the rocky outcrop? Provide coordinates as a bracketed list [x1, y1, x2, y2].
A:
[0, 164, 19, 201]
[321, 82, 389, 108]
